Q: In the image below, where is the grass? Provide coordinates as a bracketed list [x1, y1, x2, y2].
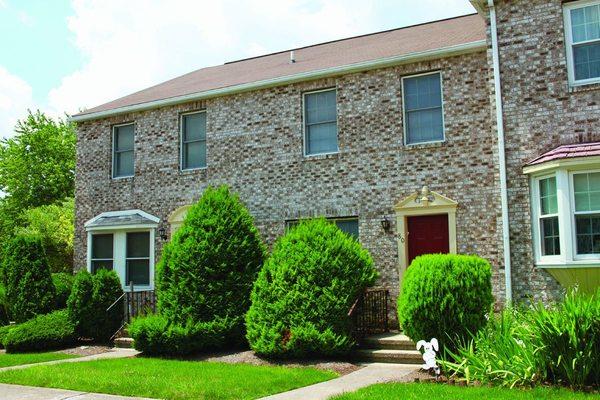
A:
[332, 383, 598, 400]
[0, 351, 78, 368]
[0, 357, 337, 399]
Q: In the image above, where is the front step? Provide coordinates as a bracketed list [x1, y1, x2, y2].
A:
[114, 337, 134, 349]
[354, 348, 422, 364]
[362, 333, 415, 350]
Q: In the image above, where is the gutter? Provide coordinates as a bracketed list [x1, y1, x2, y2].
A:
[488, 0, 513, 303]
[70, 40, 487, 122]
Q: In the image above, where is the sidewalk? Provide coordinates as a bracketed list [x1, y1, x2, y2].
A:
[0, 383, 155, 400]
[0, 348, 139, 372]
[260, 363, 417, 400]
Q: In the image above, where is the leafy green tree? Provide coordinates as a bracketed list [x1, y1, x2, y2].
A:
[16, 198, 74, 273]
[0, 110, 76, 210]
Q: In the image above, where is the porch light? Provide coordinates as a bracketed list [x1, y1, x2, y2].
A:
[158, 227, 167, 241]
[381, 216, 391, 233]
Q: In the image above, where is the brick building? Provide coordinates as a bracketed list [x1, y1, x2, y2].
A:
[72, 0, 600, 325]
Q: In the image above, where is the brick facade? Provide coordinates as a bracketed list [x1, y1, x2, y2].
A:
[75, 51, 504, 326]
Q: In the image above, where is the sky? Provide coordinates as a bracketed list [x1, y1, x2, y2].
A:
[0, 0, 476, 139]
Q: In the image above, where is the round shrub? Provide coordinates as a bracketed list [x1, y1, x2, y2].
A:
[4, 309, 75, 353]
[52, 272, 74, 310]
[1, 234, 55, 323]
[246, 218, 377, 358]
[132, 185, 266, 355]
[398, 254, 493, 351]
[67, 269, 123, 342]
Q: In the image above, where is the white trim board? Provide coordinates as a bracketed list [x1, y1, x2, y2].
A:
[70, 40, 487, 122]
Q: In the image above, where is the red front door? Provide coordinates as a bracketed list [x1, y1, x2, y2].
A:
[407, 214, 449, 265]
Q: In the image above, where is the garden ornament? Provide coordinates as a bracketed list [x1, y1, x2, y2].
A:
[416, 338, 440, 376]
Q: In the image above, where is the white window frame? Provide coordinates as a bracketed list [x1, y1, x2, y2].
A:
[302, 88, 339, 157]
[531, 174, 564, 265]
[112, 122, 135, 179]
[401, 71, 446, 146]
[570, 169, 600, 260]
[180, 110, 207, 171]
[563, 0, 600, 86]
[90, 233, 114, 274]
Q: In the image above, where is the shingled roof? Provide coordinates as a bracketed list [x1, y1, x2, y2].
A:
[72, 13, 486, 121]
[526, 142, 600, 166]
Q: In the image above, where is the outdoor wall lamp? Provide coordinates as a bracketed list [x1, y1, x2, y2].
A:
[158, 227, 168, 241]
[381, 216, 391, 233]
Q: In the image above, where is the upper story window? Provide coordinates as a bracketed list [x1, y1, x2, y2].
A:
[402, 72, 444, 145]
[564, 1, 600, 85]
[303, 88, 338, 156]
[181, 111, 207, 170]
[112, 123, 134, 178]
[286, 217, 359, 240]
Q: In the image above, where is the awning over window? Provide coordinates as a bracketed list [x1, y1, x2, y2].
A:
[85, 210, 159, 231]
[524, 142, 600, 174]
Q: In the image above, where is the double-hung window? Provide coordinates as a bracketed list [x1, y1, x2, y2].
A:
[91, 234, 114, 273]
[402, 72, 444, 145]
[564, 1, 600, 85]
[572, 172, 600, 255]
[126, 232, 151, 286]
[538, 177, 560, 256]
[181, 111, 207, 170]
[112, 123, 134, 178]
[303, 89, 338, 156]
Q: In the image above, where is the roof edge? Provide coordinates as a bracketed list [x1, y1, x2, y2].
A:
[71, 39, 487, 123]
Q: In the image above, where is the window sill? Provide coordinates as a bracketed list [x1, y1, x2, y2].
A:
[403, 140, 445, 150]
[111, 175, 134, 181]
[568, 81, 600, 94]
[536, 260, 600, 269]
[303, 151, 340, 161]
[179, 167, 208, 176]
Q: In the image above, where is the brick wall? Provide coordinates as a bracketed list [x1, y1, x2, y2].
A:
[75, 50, 502, 324]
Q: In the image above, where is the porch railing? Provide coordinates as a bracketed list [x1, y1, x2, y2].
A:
[107, 281, 156, 340]
[348, 288, 390, 342]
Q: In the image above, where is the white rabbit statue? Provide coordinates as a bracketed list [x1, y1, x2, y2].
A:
[416, 338, 440, 376]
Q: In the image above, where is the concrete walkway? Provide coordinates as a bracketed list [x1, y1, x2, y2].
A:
[0, 348, 139, 372]
[260, 363, 418, 400]
[0, 383, 155, 400]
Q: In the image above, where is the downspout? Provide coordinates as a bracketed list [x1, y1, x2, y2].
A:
[488, 0, 512, 303]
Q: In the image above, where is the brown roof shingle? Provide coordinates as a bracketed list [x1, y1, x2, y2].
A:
[526, 142, 600, 166]
[74, 14, 485, 119]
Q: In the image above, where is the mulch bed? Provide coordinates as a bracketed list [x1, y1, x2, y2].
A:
[188, 350, 362, 375]
[58, 346, 113, 357]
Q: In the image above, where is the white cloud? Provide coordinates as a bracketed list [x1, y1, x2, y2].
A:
[48, 0, 381, 115]
[0, 66, 34, 139]
[18, 11, 35, 27]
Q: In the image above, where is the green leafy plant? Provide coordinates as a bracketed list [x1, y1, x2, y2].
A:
[1, 234, 56, 323]
[0, 324, 13, 349]
[131, 185, 266, 355]
[0, 284, 9, 325]
[67, 269, 123, 342]
[3, 310, 75, 353]
[52, 273, 74, 310]
[246, 218, 377, 358]
[398, 254, 493, 352]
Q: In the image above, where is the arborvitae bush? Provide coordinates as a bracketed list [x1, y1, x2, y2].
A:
[131, 185, 266, 355]
[398, 254, 493, 351]
[246, 218, 377, 358]
[1, 234, 55, 323]
[52, 272, 74, 310]
[67, 269, 123, 342]
[4, 309, 75, 352]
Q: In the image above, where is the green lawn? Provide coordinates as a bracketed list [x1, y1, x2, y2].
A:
[0, 357, 337, 400]
[332, 383, 598, 400]
[0, 352, 78, 368]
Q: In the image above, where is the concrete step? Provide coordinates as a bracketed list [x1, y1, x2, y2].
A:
[113, 337, 134, 349]
[362, 333, 415, 350]
[354, 349, 422, 364]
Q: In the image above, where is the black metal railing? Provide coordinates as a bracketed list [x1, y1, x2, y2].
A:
[107, 281, 156, 340]
[348, 288, 390, 341]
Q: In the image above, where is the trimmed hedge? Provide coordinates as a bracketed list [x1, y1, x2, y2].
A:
[246, 218, 377, 358]
[1, 234, 56, 322]
[4, 310, 75, 352]
[67, 269, 123, 342]
[131, 185, 266, 355]
[398, 254, 493, 351]
[52, 272, 74, 310]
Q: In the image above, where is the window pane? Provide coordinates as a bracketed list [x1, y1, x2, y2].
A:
[91, 260, 113, 274]
[541, 216, 560, 256]
[183, 113, 206, 141]
[115, 150, 134, 177]
[539, 177, 558, 215]
[404, 73, 443, 145]
[404, 73, 442, 111]
[115, 125, 134, 151]
[406, 108, 444, 144]
[127, 259, 150, 286]
[574, 172, 600, 212]
[127, 232, 150, 258]
[183, 141, 206, 169]
[576, 214, 600, 254]
[571, 4, 600, 42]
[574, 42, 600, 81]
[92, 234, 113, 259]
[305, 90, 336, 124]
[335, 219, 359, 239]
[306, 122, 338, 154]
